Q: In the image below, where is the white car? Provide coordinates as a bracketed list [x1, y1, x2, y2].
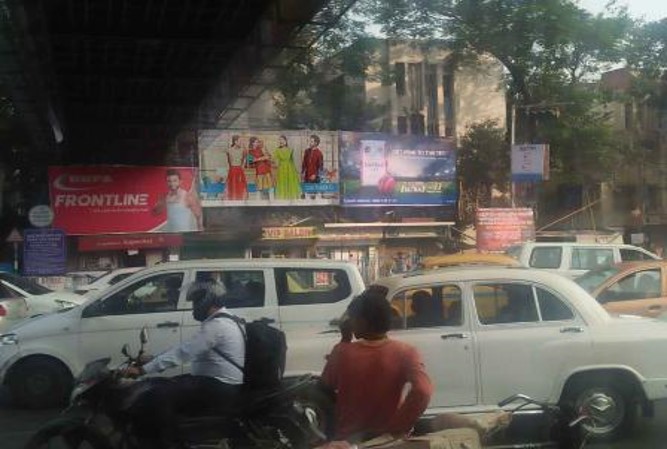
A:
[0, 272, 86, 316]
[287, 267, 667, 441]
[73, 267, 145, 296]
[0, 259, 364, 409]
[506, 242, 660, 278]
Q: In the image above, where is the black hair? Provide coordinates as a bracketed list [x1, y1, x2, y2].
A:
[231, 135, 240, 146]
[166, 168, 181, 179]
[310, 134, 320, 145]
[279, 135, 288, 146]
[347, 291, 392, 334]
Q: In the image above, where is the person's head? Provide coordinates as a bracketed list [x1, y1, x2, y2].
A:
[249, 136, 259, 149]
[309, 134, 320, 147]
[411, 290, 432, 316]
[346, 291, 392, 340]
[166, 169, 182, 192]
[186, 281, 228, 322]
[279, 135, 288, 147]
[231, 135, 240, 147]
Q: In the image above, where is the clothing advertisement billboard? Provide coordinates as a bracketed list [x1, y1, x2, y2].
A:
[476, 208, 535, 252]
[340, 132, 457, 206]
[198, 130, 339, 206]
[49, 166, 202, 235]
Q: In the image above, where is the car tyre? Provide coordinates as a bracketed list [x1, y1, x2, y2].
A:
[8, 357, 72, 409]
[563, 378, 636, 442]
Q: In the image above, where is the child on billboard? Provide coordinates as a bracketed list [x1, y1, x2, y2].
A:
[248, 137, 274, 200]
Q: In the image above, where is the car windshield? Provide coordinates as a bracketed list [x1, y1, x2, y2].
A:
[0, 273, 52, 295]
[574, 266, 622, 293]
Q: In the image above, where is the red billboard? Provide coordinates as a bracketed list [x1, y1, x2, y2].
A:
[49, 166, 202, 235]
[476, 208, 535, 253]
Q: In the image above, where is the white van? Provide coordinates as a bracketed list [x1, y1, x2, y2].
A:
[0, 259, 364, 408]
[506, 242, 661, 278]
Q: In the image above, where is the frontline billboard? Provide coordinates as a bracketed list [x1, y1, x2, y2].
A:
[49, 166, 202, 235]
[340, 132, 457, 206]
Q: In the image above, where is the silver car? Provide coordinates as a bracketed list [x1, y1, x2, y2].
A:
[0, 289, 29, 333]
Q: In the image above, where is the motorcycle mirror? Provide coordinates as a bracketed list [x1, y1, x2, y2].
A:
[139, 328, 149, 345]
[121, 344, 131, 357]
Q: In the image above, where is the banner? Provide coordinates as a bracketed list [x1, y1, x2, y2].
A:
[476, 208, 535, 252]
[340, 132, 457, 206]
[199, 130, 339, 206]
[49, 166, 202, 235]
[511, 144, 550, 181]
[78, 234, 184, 251]
[23, 228, 67, 276]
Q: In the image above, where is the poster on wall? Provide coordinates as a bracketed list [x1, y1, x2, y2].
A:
[476, 208, 535, 252]
[199, 130, 339, 206]
[340, 132, 457, 206]
[22, 228, 67, 276]
[49, 166, 202, 235]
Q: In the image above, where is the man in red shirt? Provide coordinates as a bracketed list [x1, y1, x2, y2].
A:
[302, 134, 324, 184]
[321, 292, 432, 442]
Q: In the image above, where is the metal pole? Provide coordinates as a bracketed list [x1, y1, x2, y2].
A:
[510, 104, 516, 208]
[13, 242, 18, 272]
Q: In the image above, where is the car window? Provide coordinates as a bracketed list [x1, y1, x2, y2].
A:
[620, 249, 653, 261]
[0, 282, 22, 298]
[571, 248, 614, 270]
[391, 285, 463, 329]
[276, 268, 351, 305]
[529, 247, 562, 269]
[109, 272, 135, 286]
[0, 273, 52, 295]
[194, 270, 265, 308]
[598, 269, 661, 303]
[474, 283, 539, 324]
[574, 266, 621, 293]
[96, 273, 184, 315]
[536, 287, 575, 321]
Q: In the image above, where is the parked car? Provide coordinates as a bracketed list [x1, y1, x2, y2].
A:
[0, 297, 29, 333]
[73, 266, 145, 295]
[0, 258, 364, 409]
[505, 242, 660, 278]
[0, 272, 86, 316]
[574, 260, 667, 318]
[287, 267, 667, 441]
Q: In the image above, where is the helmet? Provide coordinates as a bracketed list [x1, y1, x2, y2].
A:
[187, 281, 227, 322]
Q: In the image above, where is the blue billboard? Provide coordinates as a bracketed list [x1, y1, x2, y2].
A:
[340, 132, 457, 206]
[22, 228, 67, 276]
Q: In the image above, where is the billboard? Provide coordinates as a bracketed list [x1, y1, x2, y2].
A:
[511, 144, 550, 181]
[476, 208, 535, 252]
[23, 228, 67, 276]
[199, 130, 339, 206]
[49, 166, 202, 235]
[340, 132, 457, 206]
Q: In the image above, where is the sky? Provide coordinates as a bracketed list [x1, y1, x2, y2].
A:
[579, 0, 667, 20]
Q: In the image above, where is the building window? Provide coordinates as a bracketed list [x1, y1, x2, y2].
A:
[426, 64, 439, 136]
[395, 63, 406, 96]
[410, 112, 425, 135]
[443, 70, 455, 137]
[408, 63, 424, 111]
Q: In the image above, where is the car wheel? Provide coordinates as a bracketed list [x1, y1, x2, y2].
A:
[8, 357, 72, 409]
[565, 379, 636, 442]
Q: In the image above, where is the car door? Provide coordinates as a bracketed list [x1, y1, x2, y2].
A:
[472, 281, 592, 405]
[596, 268, 665, 317]
[78, 270, 189, 376]
[180, 268, 280, 373]
[389, 283, 477, 408]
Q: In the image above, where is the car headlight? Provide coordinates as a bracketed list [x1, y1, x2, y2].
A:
[0, 334, 18, 345]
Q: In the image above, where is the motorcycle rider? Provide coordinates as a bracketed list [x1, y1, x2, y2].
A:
[123, 281, 245, 449]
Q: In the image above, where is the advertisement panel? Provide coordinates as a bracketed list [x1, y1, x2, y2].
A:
[476, 208, 535, 252]
[199, 130, 339, 206]
[340, 132, 457, 206]
[49, 166, 202, 235]
[23, 228, 67, 276]
[511, 144, 550, 181]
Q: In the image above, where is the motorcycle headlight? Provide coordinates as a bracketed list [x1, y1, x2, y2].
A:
[0, 334, 18, 345]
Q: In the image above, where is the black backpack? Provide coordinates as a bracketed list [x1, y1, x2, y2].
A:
[212, 313, 287, 390]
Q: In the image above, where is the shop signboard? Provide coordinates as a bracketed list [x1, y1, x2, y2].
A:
[262, 227, 316, 240]
[78, 233, 184, 251]
[49, 166, 202, 235]
[476, 208, 535, 252]
[339, 132, 457, 206]
[511, 144, 550, 181]
[198, 130, 339, 206]
[23, 228, 67, 276]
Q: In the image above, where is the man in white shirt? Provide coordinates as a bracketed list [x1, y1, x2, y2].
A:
[124, 282, 245, 449]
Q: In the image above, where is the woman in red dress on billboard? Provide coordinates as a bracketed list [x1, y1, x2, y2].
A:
[224, 135, 248, 201]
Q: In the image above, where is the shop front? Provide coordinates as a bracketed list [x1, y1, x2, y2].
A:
[76, 233, 184, 270]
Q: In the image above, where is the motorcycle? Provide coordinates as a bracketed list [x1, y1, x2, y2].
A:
[24, 329, 327, 449]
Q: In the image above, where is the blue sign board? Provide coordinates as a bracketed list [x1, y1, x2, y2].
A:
[22, 228, 67, 276]
[340, 132, 458, 206]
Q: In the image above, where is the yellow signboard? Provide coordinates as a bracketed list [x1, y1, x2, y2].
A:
[262, 227, 316, 240]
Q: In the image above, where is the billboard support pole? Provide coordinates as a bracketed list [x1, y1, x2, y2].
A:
[510, 105, 516, 208]
[13, 242, 18, 272]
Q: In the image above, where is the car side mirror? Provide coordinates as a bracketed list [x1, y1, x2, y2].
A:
[140, 328, 149, 345]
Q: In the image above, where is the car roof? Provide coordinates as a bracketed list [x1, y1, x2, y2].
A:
[517, 242, 646, 249]
[137, 258, 358, 272]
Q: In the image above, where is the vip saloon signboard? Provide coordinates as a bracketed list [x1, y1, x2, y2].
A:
[49, 166, 202, 235]
[340, 132, 457, 206]
[198, 130, 339, 206]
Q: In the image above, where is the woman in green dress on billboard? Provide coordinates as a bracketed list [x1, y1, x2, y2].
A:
[273, 135, 302, 200]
